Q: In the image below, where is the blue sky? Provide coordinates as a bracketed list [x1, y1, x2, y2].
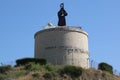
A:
[0, 0, 120, 71]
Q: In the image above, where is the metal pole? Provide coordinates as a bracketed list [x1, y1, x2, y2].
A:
[91, 60, 93, 68]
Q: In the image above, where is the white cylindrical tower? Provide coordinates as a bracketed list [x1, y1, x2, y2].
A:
[34, 26, 89, 68]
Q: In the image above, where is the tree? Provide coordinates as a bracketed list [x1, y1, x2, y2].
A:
[16, 58, 47, 66]
[98, 62, 113, 74]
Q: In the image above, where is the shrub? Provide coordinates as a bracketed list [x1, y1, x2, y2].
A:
[0, 65, 11, 73]
[44, 64, 57, 72]
[32, 72, 40, 78]
[43, 72, 52, 79]
[16, 58, 47, 66]
[34, 58, 47, 65]
[43, 71, 57, 79]
[0, 74, 7, 80]
[13, 70, 28, 78]
[98, 62, 113, 74]
[25, 62, 44, 71]
[60, 65, 83, 78]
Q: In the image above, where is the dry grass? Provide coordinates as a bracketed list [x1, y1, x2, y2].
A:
[79, 68, 120, 80]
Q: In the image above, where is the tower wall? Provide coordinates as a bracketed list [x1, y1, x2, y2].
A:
[34, 26, 89, 68]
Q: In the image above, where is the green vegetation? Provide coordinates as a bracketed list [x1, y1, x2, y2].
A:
[16, 58, 47, 66]
[60, 65, 83, 78]
[25, 62, 45, 71]
[0, 74, 7, 80]
[0, 65, 11, 73]
[98, 62, 113, 74]
[0, 58, 119, 80]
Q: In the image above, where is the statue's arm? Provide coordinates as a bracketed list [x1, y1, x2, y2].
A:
[58, 10, 63, 16]
[63, 10, 68, 16]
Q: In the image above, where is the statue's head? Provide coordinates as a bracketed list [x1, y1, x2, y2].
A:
[60, 3, 64, 8]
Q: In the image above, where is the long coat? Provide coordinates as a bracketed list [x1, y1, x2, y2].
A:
[58, 8, 68, 26]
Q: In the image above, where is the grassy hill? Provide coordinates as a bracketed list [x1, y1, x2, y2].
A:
[0, 63, 120, 80]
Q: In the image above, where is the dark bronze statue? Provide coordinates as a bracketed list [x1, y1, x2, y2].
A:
[58, 3, 68, 26]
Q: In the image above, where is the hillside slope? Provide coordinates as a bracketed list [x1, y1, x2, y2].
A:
[0, 63, 120, 80]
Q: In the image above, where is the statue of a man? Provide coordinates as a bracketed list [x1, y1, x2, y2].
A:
[58, 3, 68, 26]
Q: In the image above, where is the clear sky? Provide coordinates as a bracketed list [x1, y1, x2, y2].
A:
[0, 0, 120, 71]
